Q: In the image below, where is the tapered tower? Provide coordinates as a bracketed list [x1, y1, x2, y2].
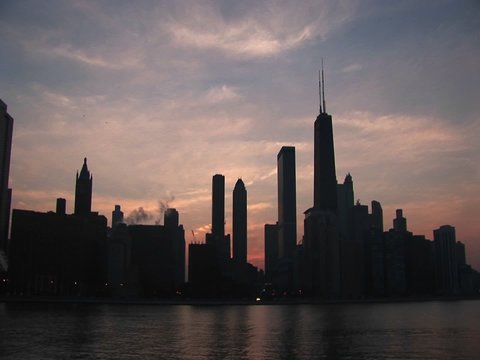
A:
[314, 61, 337, 213]
[303, 62, 341, 298]
[74, 158, 92, 215]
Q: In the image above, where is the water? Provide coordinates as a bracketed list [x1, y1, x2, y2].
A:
[1, 300, 479, 359]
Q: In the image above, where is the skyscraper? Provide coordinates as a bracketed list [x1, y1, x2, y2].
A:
[206, 174, 230, 276]
[233, 178, 247, 265]
[277, 146, 297, 292]
[393, 209, 407, 232]
[434, 225, 459, 295]
[314, 66, 337, 213]
[303, 65, 341, 298]
[370, 200, 384, 232]
[264, 223, 279, 283]
[212, 174, 225, 239]
[337, 173, 354, 239]
[164, 208, 186, 288]
[0, 100, 13, 253]
[112, 205, 124, 227]
[74, 158, 93, 216]
[277, 146, 297, 260]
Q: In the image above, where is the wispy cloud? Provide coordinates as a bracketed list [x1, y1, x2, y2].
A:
[341, 63, 362, 73]
[165, 0, 358, 58]
[48, 43, 144, 69]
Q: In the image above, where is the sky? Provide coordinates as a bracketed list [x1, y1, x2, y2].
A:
[1, 0, 479, 271]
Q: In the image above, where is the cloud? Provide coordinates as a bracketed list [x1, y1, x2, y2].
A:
[341, 63, 362, 73]
[165, 0, 358, 58]
[205, 85, 241, 103]
[48, 43, 143, 69]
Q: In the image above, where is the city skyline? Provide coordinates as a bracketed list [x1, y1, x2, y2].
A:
[1, 0, 479, 270]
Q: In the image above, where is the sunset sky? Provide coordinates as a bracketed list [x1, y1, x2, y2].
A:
[1, 0, 479, 270]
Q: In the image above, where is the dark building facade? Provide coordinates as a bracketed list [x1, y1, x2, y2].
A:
[0, 100, 13, 254]
[393, 209, 407, 232]
[74, 158, 93, 216]
[212, 174, 225, 238]
[206, 174, 231, 276]
[128, 225, 178, 296]
[232, 179, 248, 284]
[313, 72, 337, 213]
[264, 223, 278, 283]
[107, 222, 133, 296]
[8, 159, 107, 296]
[9, 208, 107, 296]
[188, 243, 217, 297]
[434, 225, 459, 295]
[337, 173, 354, 240]
[164, 208, 186, 288]
[277, 146, 297, 260]
[370, 200, 384, 232]
[303, 67, 341, 298]
[233, 178, 247, 265]
[341, 202, 370, 298]
[277, 146, 297, 292]
[112, 205, 124, 228]
[106, 208, 185, 297]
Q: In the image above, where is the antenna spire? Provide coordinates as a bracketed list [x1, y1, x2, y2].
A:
[321, 58, 326, 114]
[318, 70, 322, 114]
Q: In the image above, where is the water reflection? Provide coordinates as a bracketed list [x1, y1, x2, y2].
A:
[1, 301, 480, 359]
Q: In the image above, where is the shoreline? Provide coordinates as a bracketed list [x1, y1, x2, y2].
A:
[1, 295, 479, 306]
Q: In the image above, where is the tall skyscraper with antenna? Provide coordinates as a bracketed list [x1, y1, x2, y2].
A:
[314, 60, 338, 212]
[303, 62, 341, 298]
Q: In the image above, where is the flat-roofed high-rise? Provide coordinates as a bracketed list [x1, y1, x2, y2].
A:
[0, 100, 13, 252]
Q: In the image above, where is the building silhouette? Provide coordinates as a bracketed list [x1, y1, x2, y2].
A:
[406, 234, 435, 296]
[382, 210, 411, 296]
[56, 198, 66, 215]
[303, 65, 341, 298]
[233, 178, 247, 265]
[264, 223, 278, 283]
[112, 205, 124, 228]
[9, 203, 107, 296]
[206, 174, 231, 276]
[337, 173, 354, 240]
[164, 208, 186, 289]
[107, 222, 133, 296]
[232, 179, 248, 284]
[74, 158, 93, 216]
[106, 207, 185, 297]
[370, 200, 384, 232]
[212, 174, 225, 238]
[393, 209, 407, 232]
[0, 100, 13, 254]
[188, 242, 217, 297]
[434, 225, 459, 295]
[9, 159, 108, 296]
[342, 201, 370, 298]
[128, 224, 178, 296]
[277, 146, 297, 293]
[313, 67, 337, 213]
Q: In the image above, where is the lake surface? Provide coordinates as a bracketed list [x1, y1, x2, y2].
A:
[1, 300, 479, 359]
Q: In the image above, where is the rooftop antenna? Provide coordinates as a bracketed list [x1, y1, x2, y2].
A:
[318, 70, 322, 114]
[321, 58, 326, 114]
